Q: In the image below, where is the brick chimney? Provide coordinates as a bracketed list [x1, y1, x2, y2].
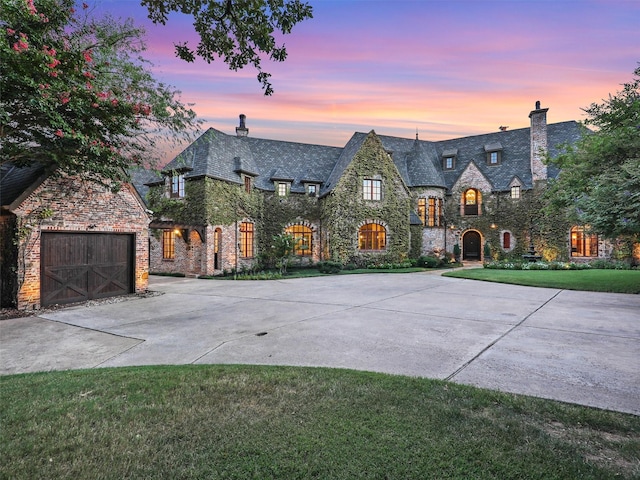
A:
[529, 101, 548, 182]
[236, 114, 249, 137]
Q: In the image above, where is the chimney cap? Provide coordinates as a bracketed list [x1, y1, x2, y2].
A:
[236, 114, 248, 137]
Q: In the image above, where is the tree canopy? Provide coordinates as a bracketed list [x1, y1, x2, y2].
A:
[546, 65, 640, 241]
[1, 0, 199, 185]
[141, 0, 313, 95]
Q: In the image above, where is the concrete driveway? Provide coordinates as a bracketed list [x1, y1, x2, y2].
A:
[1, 272, 639, 415]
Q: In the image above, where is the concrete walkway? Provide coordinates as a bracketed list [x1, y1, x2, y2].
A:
[1, 273, 639, 415]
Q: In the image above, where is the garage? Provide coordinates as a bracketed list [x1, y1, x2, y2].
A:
[41, 232, 134, 307]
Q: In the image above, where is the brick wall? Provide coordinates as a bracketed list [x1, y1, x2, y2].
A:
[12, 174, 150, 310]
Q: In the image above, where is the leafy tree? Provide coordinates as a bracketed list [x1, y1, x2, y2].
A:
[547, 65, 640, 242]
[141, 0, 313, 95]
[270, 233, 298, 274]
[1, 0, 199, 186]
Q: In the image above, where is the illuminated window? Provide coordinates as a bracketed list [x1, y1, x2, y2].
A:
[463, 188, 481, 216]
[162, 230, 175, 259]
[240, 222, 254, 258]
[277, 182, 288, 196]
[363, 179, 382, 200]
[359, 223, 386, 251]
[285, 224, 313, 256]
[571, 226, 598, 257]
[426, 197, 442, 227]
[171, 174, 184, 198]
[417, 198, 426, 225]
[511, 186, 520, 199]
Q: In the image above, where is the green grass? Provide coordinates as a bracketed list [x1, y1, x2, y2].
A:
[443, 268, 640, 293]
[2, 365, 639, 479]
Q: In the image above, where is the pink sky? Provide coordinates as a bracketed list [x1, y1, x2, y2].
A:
[98, 0, 639, 161]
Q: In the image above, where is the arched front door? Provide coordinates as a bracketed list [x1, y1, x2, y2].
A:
[463, 231, 481, 260]
[214, 228, 222, 270]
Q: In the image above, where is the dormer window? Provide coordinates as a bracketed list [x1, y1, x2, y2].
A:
[444, 157, 455, 169]
[276, 182, 289, 197]
[511, 185, 521, 199]
[170, 174, 184, 198]
[307, 184, 318, 196]
[244, 176, 252, 193]
[484, 142, 503, 166]
[442, 148, 457, 170]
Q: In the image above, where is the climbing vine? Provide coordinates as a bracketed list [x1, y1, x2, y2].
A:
[445, 182, 572, 261]
[322, 132, 411, 265]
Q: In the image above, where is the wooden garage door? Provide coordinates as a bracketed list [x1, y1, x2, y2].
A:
[41, 232, 134, 307]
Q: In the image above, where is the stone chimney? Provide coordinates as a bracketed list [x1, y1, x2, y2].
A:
[529, 101, 548, 182]
[236, 114, 248, 137]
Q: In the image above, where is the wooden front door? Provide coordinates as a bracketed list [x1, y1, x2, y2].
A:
[41, 232, 134, 307]
[462, 231, 481, 260]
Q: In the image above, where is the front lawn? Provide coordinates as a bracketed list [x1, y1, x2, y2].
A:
[443, 268, 640, 293]
[2, 365, 638, 479]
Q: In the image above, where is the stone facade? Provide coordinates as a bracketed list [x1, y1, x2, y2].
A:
[143, 103, 637, 274]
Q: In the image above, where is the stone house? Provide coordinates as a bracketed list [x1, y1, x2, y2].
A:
[1, 165, 150, 310]
[145, 103, 620, 276]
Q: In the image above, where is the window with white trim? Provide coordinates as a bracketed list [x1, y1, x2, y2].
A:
[363, 179, 382, 201]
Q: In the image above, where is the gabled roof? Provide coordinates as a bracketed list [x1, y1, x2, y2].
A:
[140, 117, 582, 197]
[1, 163, 47, 209]
[321, 132, 368, 195]
[151, 128, 342, 194]
[437, 120, 581, 192]
[2, 163, 150, 212]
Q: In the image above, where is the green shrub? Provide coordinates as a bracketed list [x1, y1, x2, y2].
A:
[317, 261, 343, 274]
[589, 259, 632, 270]
[417, 255, 440, 268]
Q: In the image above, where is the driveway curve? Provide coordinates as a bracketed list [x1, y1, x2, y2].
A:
[1, 273, 639, 415]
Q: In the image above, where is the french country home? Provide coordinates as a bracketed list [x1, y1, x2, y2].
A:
[145, 102, 634, 277]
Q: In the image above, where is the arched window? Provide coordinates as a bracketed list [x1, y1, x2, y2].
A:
[359, 223, 386, 251]
[571, 226, 598, 257]
[285, 224, 313, 256]
[503, 232, 511, 250]
[463, 189, 482, 216]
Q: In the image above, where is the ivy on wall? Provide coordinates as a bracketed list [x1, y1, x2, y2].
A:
[445, 182, 572, 261]
[409, 224, 423, 258]
[322, 132, 411, 265]
[257, 192, 321, 265]
[147, 177, 263, 227]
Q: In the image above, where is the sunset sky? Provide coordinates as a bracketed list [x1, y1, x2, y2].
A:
[99, 0, 639, 159]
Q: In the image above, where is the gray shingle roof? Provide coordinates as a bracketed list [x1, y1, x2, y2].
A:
[141, 119, 583, 197]
[0, 163, 46, 208]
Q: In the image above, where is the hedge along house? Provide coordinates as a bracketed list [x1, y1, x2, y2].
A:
[145, 103, 612, 276]
[1, 164, 151, 310]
